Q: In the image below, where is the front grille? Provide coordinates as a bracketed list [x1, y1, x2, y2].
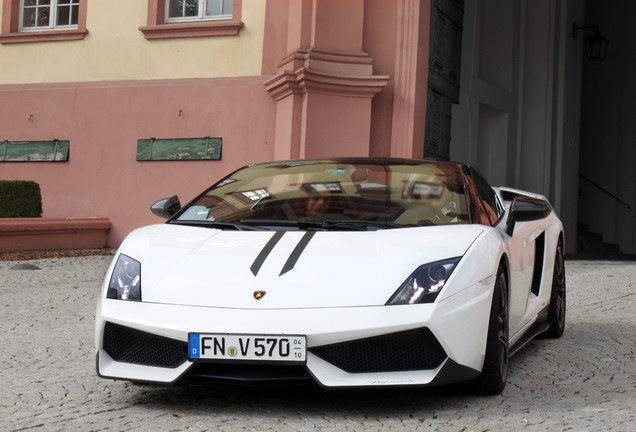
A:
[310, 328, 447, 373]
[103, 322, 188, 368]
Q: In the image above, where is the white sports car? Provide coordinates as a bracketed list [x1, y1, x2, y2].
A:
[95, 158, 565, 394]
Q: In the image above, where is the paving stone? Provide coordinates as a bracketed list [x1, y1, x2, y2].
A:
[0, 257, 634, 431]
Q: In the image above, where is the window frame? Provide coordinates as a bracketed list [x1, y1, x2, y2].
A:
[139, 0, 243, 40]
[0, 0, 87, 44]
[19, 0, 80, 32]
[164, 0, 233, 24]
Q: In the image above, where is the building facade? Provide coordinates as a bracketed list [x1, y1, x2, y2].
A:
[2, 0, 634, 255]
[1, 0, 433, 246]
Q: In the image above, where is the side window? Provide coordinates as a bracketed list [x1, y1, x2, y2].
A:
[469, 167, 505, 224]
[463, 171, 491, 226]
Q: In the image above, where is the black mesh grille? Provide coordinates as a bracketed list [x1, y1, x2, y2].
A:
[103, 322, 188, 368]
[309, 328, 447, 373]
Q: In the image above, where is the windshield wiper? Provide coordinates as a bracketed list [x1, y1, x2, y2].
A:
[240, 218, 399, 231]
[171, 220, 268, 231]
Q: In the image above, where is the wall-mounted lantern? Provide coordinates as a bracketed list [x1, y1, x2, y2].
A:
[573, 23, 609, 61]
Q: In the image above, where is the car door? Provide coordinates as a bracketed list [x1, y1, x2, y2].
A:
[468, 168, 537, 338]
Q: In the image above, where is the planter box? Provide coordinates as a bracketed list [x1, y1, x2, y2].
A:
[0, 217, 111, 253]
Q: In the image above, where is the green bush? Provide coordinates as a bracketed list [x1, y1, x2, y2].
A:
[0, 180, 43, 217]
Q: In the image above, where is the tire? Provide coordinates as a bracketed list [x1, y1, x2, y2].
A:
[470, 263, 509, 395]
[542, 238, 566, 338]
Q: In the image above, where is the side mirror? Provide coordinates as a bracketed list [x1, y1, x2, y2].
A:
[505, 196, 552, 236]
[151, 196, 181, 219]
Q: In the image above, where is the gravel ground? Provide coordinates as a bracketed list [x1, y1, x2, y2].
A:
[0, 256, 634, 431]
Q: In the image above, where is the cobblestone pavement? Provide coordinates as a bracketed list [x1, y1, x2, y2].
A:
[1, 256, 634, 432]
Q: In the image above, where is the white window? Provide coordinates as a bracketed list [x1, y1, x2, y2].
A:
[166, 0, 233, 23]
[20, 0, 80, 31]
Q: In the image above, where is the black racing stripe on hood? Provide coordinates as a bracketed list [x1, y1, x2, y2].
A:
[250, 231, 285, 276]
[279, 231, 316, 276]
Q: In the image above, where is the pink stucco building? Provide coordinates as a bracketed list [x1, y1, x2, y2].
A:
[2, 0, 635, 255]
[1, 0, 435, 246]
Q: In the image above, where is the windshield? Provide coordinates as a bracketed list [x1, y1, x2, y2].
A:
[173, 159, 470, 230]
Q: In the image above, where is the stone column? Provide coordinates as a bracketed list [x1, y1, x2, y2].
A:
[265, 0, 389, 159]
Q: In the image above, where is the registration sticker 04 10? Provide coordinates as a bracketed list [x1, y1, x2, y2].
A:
[188, 333, 307, 364]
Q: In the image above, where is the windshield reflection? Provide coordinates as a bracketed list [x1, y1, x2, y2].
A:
[174, 160, 470, 230]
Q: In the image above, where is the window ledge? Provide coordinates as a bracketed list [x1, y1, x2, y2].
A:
[0, 28, 88, 44]
[139, 21, 244, 40]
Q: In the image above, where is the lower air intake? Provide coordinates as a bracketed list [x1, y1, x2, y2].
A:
[188, 363, 314, 384]
[310, 327, 446, 373]
[103, 322, 188, 368]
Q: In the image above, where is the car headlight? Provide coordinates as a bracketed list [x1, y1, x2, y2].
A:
[386, 257, 461, 305]
[106, 254, 141, 301]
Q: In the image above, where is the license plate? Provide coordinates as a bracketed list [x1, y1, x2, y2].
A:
[188, 333, 307, 363]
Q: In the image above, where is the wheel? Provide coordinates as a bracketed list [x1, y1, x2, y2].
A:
[471, 263, 509, 395]
[542, 238, 566, 338]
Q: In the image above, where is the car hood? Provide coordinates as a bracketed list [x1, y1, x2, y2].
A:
[118, 223, 485, 309]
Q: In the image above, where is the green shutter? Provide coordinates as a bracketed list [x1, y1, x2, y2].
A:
[1, 140, 69, 162]
[137, 137, 222, 161]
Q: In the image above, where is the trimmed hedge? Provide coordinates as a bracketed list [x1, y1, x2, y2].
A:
[0, 180, 43, 217]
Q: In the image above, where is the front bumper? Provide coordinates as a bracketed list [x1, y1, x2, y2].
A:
[95, 280, 492, 387]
